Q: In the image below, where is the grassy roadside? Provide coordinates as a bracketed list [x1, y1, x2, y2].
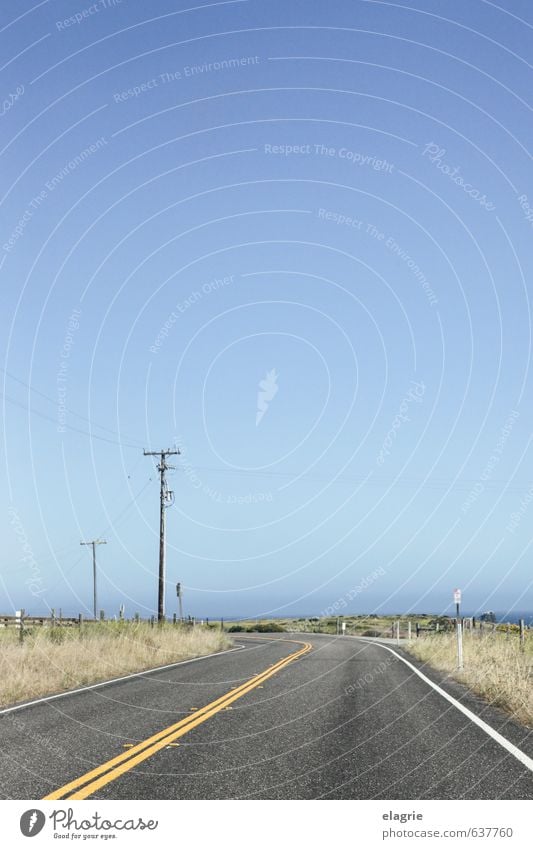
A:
[224, 614, 438, 636]
[0, 622, 232, 708]
[407, 631, 533, 727]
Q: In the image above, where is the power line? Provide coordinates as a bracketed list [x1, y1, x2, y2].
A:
[189, 464, 533, 494]
[2, 392, 142, 449]
[1, 368, 145, 446]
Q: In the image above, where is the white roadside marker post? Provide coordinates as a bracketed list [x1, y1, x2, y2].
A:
[454, 588, 463, 670]
[16, 609, 25, 644]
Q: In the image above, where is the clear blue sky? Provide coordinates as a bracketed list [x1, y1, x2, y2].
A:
[2, 0, 533, 621]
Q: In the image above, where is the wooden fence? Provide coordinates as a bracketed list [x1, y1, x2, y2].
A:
[0, 614, 82, 628]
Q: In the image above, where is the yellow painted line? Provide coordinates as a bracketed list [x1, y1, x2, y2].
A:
[44, 641, 311, 801]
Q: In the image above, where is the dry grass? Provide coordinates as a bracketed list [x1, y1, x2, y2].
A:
[408, 631, 533, 727]
[0, 622, 232, 708]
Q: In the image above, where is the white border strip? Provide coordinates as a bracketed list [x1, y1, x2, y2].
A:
[357, 638, 533, 773]
[0, 645, 244, 716]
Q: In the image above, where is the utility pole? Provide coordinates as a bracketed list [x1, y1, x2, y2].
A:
[144, 448, 179, 621]
[80, 539, 107, 620]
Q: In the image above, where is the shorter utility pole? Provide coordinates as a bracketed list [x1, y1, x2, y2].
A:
[176, 582, 183, 621]
[80, 539, 107, 620]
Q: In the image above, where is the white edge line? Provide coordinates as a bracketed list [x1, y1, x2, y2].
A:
[0, 645, 244, 716]
[356, 637, 533, 773]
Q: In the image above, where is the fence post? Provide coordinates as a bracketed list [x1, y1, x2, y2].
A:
[456, 620, 464, 670]
[150, 616, 154, 628]
[408, 621, 412, 642]
[16, 609, 25, 644]
[520, 619, 525, 652]
[173, 613, 177, 625]
[51, 608, 56, 628]
[395, 620, 400, 646]
[416, 622, 420, 638]
[78, 613, 83, 630]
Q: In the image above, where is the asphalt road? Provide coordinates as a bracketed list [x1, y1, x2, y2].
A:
[1, 634, 532, 800]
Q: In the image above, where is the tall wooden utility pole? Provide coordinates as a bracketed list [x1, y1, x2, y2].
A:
[144, 448, 179, 621]
[80, 539, 107, 620]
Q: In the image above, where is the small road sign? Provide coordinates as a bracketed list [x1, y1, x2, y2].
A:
[453, 588, 461, 604]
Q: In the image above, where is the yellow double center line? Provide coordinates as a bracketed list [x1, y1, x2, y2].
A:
[44, 640, 311, 800]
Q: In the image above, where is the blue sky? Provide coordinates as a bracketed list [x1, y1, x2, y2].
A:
[1, 0, 533, 620]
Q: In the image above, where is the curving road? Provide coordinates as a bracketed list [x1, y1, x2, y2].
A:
[1, 634, 532, 800]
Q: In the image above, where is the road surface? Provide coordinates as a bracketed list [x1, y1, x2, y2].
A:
[1, 634, 532, 799]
